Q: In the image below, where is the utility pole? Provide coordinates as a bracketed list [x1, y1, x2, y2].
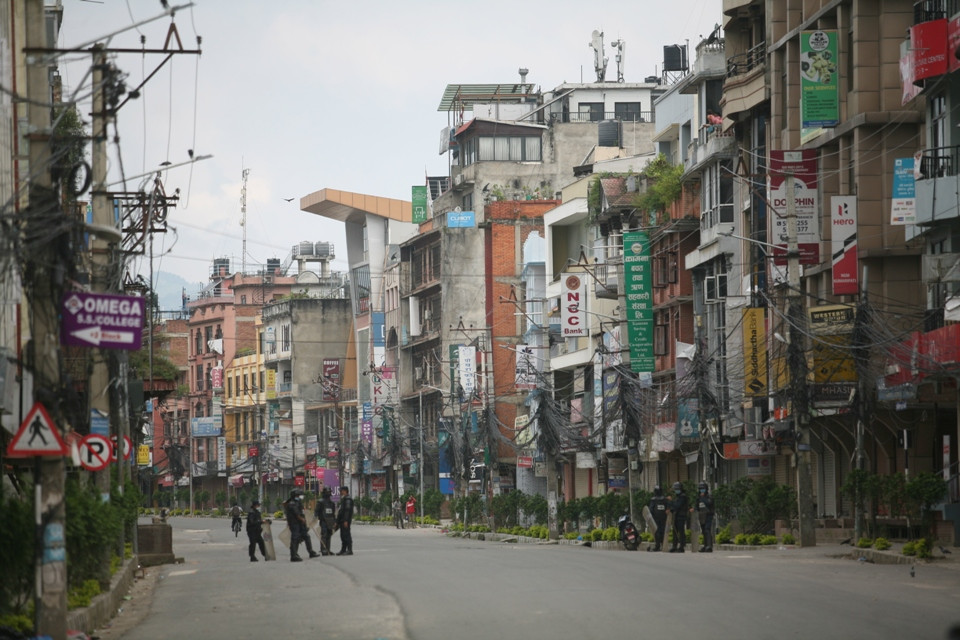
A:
[25, 1, 66, 636]
[786, 176, 816, 547]
[852, 266, 869, 542]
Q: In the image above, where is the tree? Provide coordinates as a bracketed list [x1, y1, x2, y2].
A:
[634, 154, 684, 222]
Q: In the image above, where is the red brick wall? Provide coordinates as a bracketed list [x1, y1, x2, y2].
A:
[484, 200, 555, 459]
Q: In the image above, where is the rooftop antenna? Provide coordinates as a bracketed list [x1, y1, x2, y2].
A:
[590, 30, 607, 82]
[240, 166, 250, 274]
[611, 38, 625, 82]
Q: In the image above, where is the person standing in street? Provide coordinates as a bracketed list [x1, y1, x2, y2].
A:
[668, 481, 690, 553]
[246, 500, 268, 562]
[392, 497, 404, 529]
[647, 485, 668, 552]
[315, 488, 337, 555]
[335, 486, 354, 555]
[283, 489, 319, 562]
[696, 482, 715, 552]
[405, 495, 417, 528]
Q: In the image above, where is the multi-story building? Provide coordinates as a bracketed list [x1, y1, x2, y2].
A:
[301, 190, 418, 496]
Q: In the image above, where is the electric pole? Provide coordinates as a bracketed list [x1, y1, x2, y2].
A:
[786, 176, 816, 547]
[25, 1, 67, 636]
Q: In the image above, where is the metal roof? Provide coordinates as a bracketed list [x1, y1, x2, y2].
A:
[437, 83, 538, 112]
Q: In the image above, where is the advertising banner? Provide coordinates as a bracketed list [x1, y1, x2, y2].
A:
[411, 185, 428, 224]
[458, 345, 476, 395]
[622, 231, 654, 372]
[911, 19, 948, 81]
[514, 345, 536, 390]
[742, 308, 767, 397]
[891, 157, 917, 225]
[830, 196, 858, 295]
[768, 149, 820, 265]
[560, 273, 588, 337]
[800, 30, 839, 128]
[322, 358, 341, 402]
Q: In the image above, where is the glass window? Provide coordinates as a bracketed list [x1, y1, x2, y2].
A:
[479, 137, 494, 161]
[525, 137, 541, 161]
[614, 102, 642, 121]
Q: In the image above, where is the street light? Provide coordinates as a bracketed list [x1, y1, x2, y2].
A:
[419, 382, 445, 526]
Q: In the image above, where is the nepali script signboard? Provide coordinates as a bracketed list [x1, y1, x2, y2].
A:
[623, 231, 653, 373]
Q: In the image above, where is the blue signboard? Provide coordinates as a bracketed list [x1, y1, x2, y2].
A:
[191, 417, 222, 437]
[447, 210, 476, 228]
[372, 312, 385, 347]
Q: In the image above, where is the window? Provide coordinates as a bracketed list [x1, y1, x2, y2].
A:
[194, 330, 202, 356]
[614, 102, 642, 122]
[668, 251, 679, 283]
[465, 135, 542, 165]
[196, 364, 204, 390]
[281, 324, 291, 351]
[227, 377, 232, 398]
[204, 326, 212, 352]
[654, 323, 669, 355]
[653, 256, 668, 287]
[579, 102, 604, 122]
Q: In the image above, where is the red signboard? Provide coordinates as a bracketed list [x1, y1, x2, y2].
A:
[911, 19, 948, 81]
[371, 475, 386, 492]
[949, 16, 960, 73]
[249, 445, 259, 457]
[517, 456, 533, 469]
[294, 475, 305, 487]
[769, 150, 820, 265]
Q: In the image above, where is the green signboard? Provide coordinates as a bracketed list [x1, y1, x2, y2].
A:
[412, 185, 428, 224]
[800, 30, 839, 128]
[622, 231, 654, 373]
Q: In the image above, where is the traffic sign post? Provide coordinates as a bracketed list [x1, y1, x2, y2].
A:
[6, 402, 68, 458]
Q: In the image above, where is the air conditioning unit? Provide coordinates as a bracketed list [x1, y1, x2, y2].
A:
[453, 174, 466, 187]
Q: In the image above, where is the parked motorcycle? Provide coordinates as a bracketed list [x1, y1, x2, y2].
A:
[617, 514, 640, 551]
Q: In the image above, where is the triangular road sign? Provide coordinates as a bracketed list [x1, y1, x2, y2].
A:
[6, 402, 68, 457]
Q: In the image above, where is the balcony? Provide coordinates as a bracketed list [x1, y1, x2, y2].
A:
[684, 128, 736, 175]
[914, 146, 960, 226]
[722, 41, 766, 117]
[594, 262, 620, 300]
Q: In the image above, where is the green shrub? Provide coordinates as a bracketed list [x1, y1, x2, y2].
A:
[874, 537, 891, 550]
[274, 510, 284, 519]
[717, 525, 733, 544]
[0, 613, 33, 634]
[856, 537, 873, 549]
[747, 533, 763, 546]
[67, 578, 101, 609]
[564, 532, 579, 540]
[640, 531, 653, 542]
[734, 533, 749, 545]
[781, 533, 796, 545]
[760, 535, 778, 545]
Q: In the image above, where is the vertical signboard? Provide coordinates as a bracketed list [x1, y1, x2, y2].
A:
[514, 345, 536, 390]
[800, 30, 839, 128]
[411, 185, 428, 224]
[622, 231, 654, 373]
[458, 345, 476, 396]
[322, 358, 341, 402]
[891, 157, 917, 225]
[769, 150, 820, 265]
[830, 196, 859, 295]
[560, 273, 588, 337]
[742, 307, 767, 397]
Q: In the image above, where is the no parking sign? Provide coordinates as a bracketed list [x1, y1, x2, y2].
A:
[78, 434, 112, 471]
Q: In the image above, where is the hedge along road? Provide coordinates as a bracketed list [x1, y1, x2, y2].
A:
[111, 516, 960, 640]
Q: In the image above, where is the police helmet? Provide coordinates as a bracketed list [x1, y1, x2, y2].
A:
[698, 482, 708, 493]
[653, 485, 662, 497]
[672, 481, 683, 493]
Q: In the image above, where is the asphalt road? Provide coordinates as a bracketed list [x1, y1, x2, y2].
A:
[117, 517, 960, 640]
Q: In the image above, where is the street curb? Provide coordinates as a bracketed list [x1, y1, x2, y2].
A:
[65, 554, 138, 636]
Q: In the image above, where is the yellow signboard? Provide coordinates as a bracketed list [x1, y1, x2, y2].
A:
[137, 444, 151, 466]
[266, 369, 276, 399]
[742, 308, 767, 396]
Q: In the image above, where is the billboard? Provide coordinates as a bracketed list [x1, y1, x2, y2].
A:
[560, 273, 588, 337]
[801, 30, 839, 128]
[830, 196, 858, 295]
[769, 149, 820, 265]
[623, 231, 654, 372]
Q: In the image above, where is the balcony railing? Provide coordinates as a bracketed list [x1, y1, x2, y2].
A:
[916, 145, 959, 180]
[549, 111, 655, 124]
[726, 41, 766, 78]
[914, 0, 948, 24]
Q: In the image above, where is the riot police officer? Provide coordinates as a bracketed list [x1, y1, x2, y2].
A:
[696, 482, 715, 552]
[668, 481, 689, 553]
[283, 489, 319, 561]
[314, 487, 337, 555]
[648, 485, 669, 551]
[335, 486, 354, 555]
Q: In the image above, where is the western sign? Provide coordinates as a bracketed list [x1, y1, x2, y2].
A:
[61, 292, 144, 350]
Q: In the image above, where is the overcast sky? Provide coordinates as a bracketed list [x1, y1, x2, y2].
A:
[58, 0, 721, 288]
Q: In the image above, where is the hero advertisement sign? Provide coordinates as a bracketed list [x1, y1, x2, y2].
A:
[61, 291, 144, 350]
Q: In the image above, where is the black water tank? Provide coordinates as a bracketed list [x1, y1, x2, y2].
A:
[598, 120, 621, 147]
[663, 44, 688, 72]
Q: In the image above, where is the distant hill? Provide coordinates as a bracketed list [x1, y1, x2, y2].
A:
[151, 272, 204, 312]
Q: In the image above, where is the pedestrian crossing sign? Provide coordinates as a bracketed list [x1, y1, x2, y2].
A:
[6, 402, 68, 457]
